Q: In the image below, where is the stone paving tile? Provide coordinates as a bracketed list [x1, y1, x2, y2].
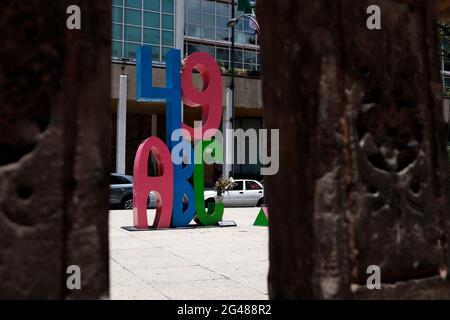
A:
[110, 207, 269, 300]
[110, 261, 168, 300]
[132, 265, 226, 284]
[151, 278, 268, 300]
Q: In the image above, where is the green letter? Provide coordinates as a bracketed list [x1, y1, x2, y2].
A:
[194, 140, 224, 225]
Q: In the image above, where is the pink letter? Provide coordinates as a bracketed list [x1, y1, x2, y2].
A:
[182, 52, 222, 140]
[133, 137, 174, 229]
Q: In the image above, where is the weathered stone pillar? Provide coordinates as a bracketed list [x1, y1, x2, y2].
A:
[437, 0, 450, 21]
[257, 0, 450, 299]
[0, 1, 110, 299]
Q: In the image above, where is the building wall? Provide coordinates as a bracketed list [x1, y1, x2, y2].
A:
[111, 63, 263, 109]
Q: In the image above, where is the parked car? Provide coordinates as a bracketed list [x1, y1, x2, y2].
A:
[109, 174, 157, 209]
[204, 179, 264, 208]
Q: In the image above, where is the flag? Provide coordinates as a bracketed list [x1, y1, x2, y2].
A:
[238, 0, 253, 14]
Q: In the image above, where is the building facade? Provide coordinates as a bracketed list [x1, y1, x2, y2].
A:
[111, 0, 263, 184]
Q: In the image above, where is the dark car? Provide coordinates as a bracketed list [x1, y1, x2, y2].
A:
[109, 173, 134, 209]
[109, 173, 158, 210]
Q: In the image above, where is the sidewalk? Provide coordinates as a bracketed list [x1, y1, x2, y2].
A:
[109, 207, 269, 300]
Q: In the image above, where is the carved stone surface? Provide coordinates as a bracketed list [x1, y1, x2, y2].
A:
[257, 0, 450, 299]
[0, 1, 110, 299]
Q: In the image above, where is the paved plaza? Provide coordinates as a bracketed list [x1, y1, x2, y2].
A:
[109, 208, 269, 300]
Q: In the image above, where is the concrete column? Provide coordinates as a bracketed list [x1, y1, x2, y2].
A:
[116, 75, 127, 175]
[175, 0, 185, 55]
[151, 114, 158, 137]
[223, 87, 233, 178]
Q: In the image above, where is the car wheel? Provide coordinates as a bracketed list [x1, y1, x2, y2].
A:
[256, 198, 264, 207]
[122, 197, 133, 210]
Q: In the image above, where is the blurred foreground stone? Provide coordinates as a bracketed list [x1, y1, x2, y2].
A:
[0, 1, 110, 299]
[258, 0, 450, 299]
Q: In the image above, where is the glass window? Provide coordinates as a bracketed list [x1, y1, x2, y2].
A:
[216, 16, 228, 29]
[162, 14, 174, 30]
[162, 0, 174, 14]
[161, 47, 172, 62]
[445, 60, 450, 72]
[184, 40, 260, 73]
[235, 18, 243, 30]
[201, 44, 215, 57]
[112, 23, 123, 40]
[202, 13, 215, 26]
[162, 30, 174, 46]
[244, 63, 256, 71]
[125, 25, 141, 42]
[246, 181, 262, 190]
[124, 42, 140, 59]
[187, 24, 202, 38]
[143, 11, 159, 28]
[187, 43, 201, 54]
[244, 19, 253, 32]
[110, 175, 120, 185]
[110, 175, 130, 185]
[188, 0, 201, 11]
[112, 41, 122, 58]
[244, 51, 256, 64]
[143, 28, 160, 44]
[151, 47, 161, 61]
[202, 0, 214, 13]
[216, 28, 229, 41]
[235, 32, 244, 44]
[125, 8, 141, 25]
[183, 0, 261, 71]
[144, 0, 160, 11]
[187, 12, 201, 24]
[125, 0, 141, 9]
[216, 48, 229, 61]
[444, 76, 450, 88]
[244, 33, 256, 45]
[112, 7, 123, 23]
[202, 27, 215, 40]
[112, 0, 175, 63]
[231, 181, 243, 191]
[216, 2, 229, 17]
[233, 49, 243, 63]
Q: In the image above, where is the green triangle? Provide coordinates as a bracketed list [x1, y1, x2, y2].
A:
[254, 207, 269, 227]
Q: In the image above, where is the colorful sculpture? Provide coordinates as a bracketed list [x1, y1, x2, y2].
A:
[254, 207, 269, 227]
[133, 46, 223, 229]
[133, 136, 173, 229]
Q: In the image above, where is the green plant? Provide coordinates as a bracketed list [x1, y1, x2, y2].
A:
[214, 176, 237, 197]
